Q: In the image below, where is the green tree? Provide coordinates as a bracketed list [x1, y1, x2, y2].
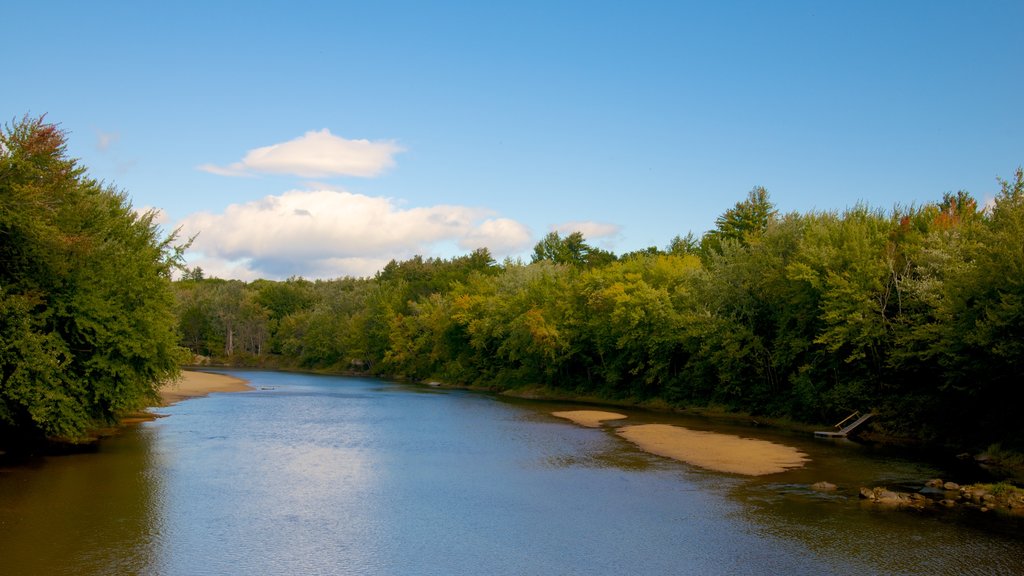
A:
[531, 231, 616, 268]
[701, 186, 777, 255]
[1, 115, 185, 446]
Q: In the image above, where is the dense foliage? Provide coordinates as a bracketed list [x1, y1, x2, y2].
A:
[1, 116, 185, 446]
[174, 173, 1024, 451]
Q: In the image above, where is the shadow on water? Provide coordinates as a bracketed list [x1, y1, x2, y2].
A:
[0, 425, 161, 575]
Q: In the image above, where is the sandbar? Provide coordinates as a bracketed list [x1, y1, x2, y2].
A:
[617, 424, 808, 476]
[159, 370, 251, 405]
[551, 410, 628, 427]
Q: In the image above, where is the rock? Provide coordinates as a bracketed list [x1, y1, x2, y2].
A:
[872, 488, 907, 507]
[943, 481, 960, 491]
[859, 486, 931, 509]
[939, 499, 958, 508]
[925, 478, 945, 488]
[812, 481, 838, 492]
[877, 489, 901, 501]
[965, 488, 988, 504]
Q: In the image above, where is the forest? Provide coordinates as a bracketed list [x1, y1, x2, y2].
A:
[173, 176, 1024, 453]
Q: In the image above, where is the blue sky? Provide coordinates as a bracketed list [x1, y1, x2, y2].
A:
[4, 1, 1022, 279]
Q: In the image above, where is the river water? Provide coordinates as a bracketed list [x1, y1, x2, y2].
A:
[1, 370, 1021, 575]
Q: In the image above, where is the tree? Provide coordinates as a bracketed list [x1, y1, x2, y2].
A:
[701, 186, 777, 255]
[667, 232, 700, 256]
[0, 115, 186, 447]
[531, 231, 616, 267]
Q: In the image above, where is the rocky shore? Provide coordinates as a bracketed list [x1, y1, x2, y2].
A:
[858, 479, 1024, 516]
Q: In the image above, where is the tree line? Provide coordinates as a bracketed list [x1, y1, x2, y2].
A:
[173, 176, 1024, 452]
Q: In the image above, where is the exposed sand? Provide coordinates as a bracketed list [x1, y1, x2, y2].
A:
[617, 424, 809, 476]
[551, 410, 628, 427]
[159, 370, 251, 405]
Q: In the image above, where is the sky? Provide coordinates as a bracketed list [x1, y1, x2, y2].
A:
[4, 1, 1022, 280]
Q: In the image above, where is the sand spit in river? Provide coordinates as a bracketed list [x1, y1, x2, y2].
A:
[617, 424, 809, 476]
[551, 410, 628, 427]
[552, 410, 808, 476]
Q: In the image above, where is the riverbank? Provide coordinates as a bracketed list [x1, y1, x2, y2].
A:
[159, 370, 252, 405]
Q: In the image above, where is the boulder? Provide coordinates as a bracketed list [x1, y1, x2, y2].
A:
[811, 481, 838, 492]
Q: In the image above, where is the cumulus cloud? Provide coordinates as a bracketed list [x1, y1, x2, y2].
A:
[552, 220, 622, 240]
[198, 129, 403, 178]
[459, 218, 532, 253]
[177, 189, 534, 279]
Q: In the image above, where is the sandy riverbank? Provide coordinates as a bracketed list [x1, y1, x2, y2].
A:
[552, 410, 808, 476]
[551, 410, 628, 427]
[159, 370, 252, 405]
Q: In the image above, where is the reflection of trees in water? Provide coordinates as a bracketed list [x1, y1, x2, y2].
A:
[0, 427, 160, 575]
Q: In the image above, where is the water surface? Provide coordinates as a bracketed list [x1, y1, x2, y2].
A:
[1, 371, 1021, 575]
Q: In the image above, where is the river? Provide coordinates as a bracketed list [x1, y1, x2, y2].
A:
[1, 370, 1021, 575]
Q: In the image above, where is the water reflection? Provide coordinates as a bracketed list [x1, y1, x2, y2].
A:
[0, 426, 160, 575]
[1, 371, 1022, 575]
[146, 378, 384, 575]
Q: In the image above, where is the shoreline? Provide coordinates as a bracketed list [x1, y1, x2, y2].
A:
[90, 371, 253, 439]
[158, 370, 252, 405]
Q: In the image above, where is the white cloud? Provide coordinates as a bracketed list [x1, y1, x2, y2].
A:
[198, 129, 402, 178]
[552, 220, 622, 240]
[177, 189, 534, 279]
[196, 163, 254, 178]
[180, 254, 263, 282]
[982, 195, 997, 214]
[459, 218, 532, 253]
